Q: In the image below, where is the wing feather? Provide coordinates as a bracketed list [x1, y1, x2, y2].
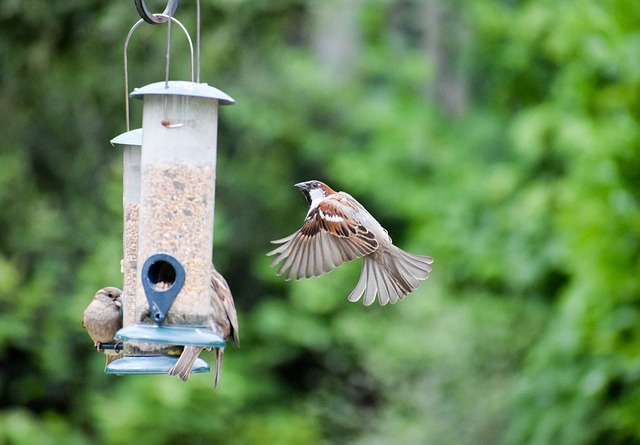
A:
[267, 195, 380, 279]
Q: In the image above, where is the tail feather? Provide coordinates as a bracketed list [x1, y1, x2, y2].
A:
[375, 263, 391, 306]
[168, 346, 203, 382]
[363, 258, 378, 306]
[347, 261, 367, 303]
[348, 246, 433, 306]
[213, 348, 224, 388]
[374, 261, 399, 306]
[384, 265, 408, 305]
[380, 259, 406, 305]
[396, 250, 433, 279]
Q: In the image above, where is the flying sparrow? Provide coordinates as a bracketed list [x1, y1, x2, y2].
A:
[82, 287, 123, 368]
[168, 267, 240, 386]
[268, 180, 433, 306]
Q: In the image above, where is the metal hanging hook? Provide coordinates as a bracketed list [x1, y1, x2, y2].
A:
[134, 0, 179, 25]
[123, 15, 194, 131]
[196, 0, 201, 83]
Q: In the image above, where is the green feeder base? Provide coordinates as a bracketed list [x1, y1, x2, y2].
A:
[114, 324, 225, 347]
[105, 355, 210, 375]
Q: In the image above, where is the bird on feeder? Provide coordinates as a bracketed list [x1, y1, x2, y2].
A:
[268, 180, 434, 306]
[168, 267, 239, 386]
[82, 287, 123, 368]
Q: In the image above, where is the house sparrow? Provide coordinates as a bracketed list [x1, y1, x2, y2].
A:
[168, 267, 240, 386]
[82, 287, 123, 367]
[268, 180, 433, 306]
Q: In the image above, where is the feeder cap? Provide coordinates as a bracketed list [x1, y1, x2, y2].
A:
[130, 81, 235, 105]
[110, 128, 143, 147]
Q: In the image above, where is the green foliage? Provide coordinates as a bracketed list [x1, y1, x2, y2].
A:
[0, 0, 639, 444]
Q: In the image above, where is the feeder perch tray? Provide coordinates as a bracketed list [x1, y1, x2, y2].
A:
[105, 355, 210, 375]
[115, 324, 226, 347]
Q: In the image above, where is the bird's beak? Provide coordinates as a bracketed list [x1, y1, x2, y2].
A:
[294, 182, 310, 192]
[115, 300, 122, 308]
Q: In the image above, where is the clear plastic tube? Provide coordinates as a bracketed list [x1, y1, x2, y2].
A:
[136, 93, 218, 327]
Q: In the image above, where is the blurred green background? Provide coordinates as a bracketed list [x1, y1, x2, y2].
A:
[1, 0, 639, 444]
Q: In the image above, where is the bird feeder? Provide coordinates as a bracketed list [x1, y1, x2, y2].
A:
[104, 2, 235, 375]
[111, 128, 142, 332]
[133, 80, 234, 332]
[108, 82, 234, 375]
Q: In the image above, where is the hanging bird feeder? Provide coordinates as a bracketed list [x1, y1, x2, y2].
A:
[105, 0, 234, 375]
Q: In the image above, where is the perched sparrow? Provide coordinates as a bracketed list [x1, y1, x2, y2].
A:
[82, 287, 123, 367]
[268, 180, 433, 306]
[168, 267, 240, 386]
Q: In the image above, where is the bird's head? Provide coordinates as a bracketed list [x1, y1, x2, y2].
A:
[295, 180, 336, 207]
[96, 287, 123, 308]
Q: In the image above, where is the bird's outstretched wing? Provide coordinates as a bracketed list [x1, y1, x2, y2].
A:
[268, 195, 379, 280]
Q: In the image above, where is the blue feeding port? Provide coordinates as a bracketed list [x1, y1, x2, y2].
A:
[141, 253, 186, 324]
[114, 252, 225, 347]
[107, 253, 225, 375]
[106, 253, 224, 375]
[105, 356, 210, 375]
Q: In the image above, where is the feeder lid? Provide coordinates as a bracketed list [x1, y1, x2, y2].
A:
[105, 355, 210, 375]
[110, 128, 143, 147]
[115, 324, 226, 347]
[130, 81, 235, 105]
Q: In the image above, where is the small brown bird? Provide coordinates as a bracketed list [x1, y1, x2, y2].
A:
[268, 180, 433, 306]
[82, 287, 123, 367]
[168, 267, 239, 386]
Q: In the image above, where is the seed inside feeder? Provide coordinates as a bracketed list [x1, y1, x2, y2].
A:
[136, 163, 215, 327]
